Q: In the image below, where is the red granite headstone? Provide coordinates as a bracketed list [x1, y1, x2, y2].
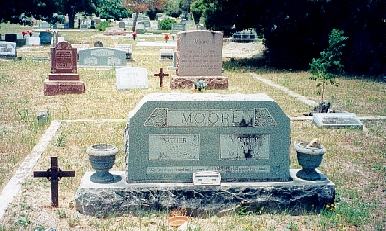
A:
[44, 42, 85, 95]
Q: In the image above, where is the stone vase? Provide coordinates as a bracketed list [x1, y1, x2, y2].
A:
[87, 144, 119, 183]
[295, 142, 325, 181]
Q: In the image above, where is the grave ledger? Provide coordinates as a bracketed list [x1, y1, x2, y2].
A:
[75, 93, 335, 217]
[44, 42, 85, 96]
[170, 30, 228, 89]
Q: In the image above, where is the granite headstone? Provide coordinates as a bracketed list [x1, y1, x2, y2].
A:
[124, 93, 290, 183]
[44, 41, 85, 95]
[39, 31, 52, 45]
[170, 30, 228, 89]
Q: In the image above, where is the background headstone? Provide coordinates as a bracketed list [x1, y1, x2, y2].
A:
[78, 48, 127, 67]
[115, 44, 132, 60]
[39, 31, 52, 45]
[118, 21, 125, 29]
[160, 48, 174, 60]
[5, 34, 17, 43]
[44, 41, 85, 95]
[0, 42, 17, 58]
[26, 37, 40, 46]
[171, 30, 228, 89]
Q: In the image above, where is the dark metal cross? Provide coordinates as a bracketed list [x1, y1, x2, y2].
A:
[33, 156, 75, 207]
[154, 68, 169, 88]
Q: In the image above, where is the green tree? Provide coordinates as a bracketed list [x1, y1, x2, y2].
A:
[123, 0, 167, 31]
[164, 0, 182, 18]
[309, 29, 348, 101]
[190, 0, 205, 24]
[96, 0, 130, 20]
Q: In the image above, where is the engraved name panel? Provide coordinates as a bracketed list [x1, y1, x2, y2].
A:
[220, 134, 270, 160]
[147, 165, 270, 174]
[144, 108, 277, 127]
[149, 134, 200, 160]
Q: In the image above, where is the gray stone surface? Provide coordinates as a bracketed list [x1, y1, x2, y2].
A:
[115, 44, 132, 60]
[313, 113, 363, 129]
[125, 93, 291, 183]
[75, 170, 335, 217]
[78, 47, 127, 67]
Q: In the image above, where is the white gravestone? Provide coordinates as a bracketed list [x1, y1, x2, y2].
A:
[0, 42, 16, 57]
[26, 37, 40, 46]
[116, 67, 148, 90]
[160, 48, 174, 60]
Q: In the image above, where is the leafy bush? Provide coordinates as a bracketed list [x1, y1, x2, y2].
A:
[96, 21, 110, 31]
[158, 18, 176, 30]
[309, 29, 348, 101]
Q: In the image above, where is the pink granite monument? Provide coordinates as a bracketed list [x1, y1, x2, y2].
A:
[170, 30, 228, 89]
[44, 42, 85, 96]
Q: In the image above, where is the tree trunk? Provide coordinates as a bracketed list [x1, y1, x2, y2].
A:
[131, 12, 139, 32]
[69, 9, 75, 29]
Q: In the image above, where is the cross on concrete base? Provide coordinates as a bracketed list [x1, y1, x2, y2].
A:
[33, 157, 75, 207]
[154, 68, 169, 88]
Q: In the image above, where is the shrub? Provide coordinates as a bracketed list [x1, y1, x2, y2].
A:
[96, 21, 110, 31]
[158, 18, 176, 30]
[309, 29, 348, 101]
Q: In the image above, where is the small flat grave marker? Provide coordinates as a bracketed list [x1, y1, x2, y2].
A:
[116, 67, 148, 89]
[33, 157, 75, 207]
[313, 113, 363, 129]
[160, 48, 174, 60]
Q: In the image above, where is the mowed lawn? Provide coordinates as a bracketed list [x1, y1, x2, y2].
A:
[0, 23, 385, 230]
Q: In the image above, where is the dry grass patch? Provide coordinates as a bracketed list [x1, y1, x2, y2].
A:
[1, 120, 384, 230]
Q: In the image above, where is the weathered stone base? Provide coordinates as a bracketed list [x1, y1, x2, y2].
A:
[170, 76, 228, 90]
[48, 73, 80, 81]
[44, 80, 85, 96]
[75, 170, 335, 218]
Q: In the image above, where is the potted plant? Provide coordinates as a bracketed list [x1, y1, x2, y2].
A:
[194, 79, 208, 92]
[87, 144, 119, 183]
[294, 139, 326, 181]
[309, 28, 348, 114]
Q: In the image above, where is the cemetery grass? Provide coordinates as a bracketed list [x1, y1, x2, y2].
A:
[0, 24, 385, 230]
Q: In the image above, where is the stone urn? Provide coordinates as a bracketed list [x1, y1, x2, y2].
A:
[87, 144, 119, 183]
[294, 139, 326, 181]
